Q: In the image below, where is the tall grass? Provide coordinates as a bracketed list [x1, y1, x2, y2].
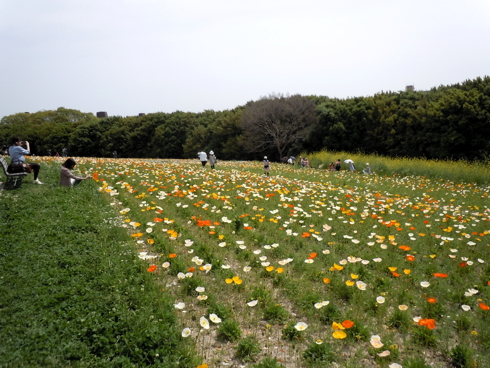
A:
[303, 150, 490, 185]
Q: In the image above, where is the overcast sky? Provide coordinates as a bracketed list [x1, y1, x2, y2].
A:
[1, 0, 489, 118]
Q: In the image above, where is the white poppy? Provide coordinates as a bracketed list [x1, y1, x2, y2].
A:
[294, 322, 308, 331]
[200, 316, 210, 329]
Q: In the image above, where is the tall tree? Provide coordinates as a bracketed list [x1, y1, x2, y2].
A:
[240, 94, 317, 160]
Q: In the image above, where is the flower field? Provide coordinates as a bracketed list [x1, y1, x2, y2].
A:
[27, 157, 490, 367]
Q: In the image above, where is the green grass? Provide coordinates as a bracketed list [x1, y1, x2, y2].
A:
[0, 162, 198, 367]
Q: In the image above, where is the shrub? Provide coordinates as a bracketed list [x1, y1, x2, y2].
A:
[217, 319, 242, 342]
[263, 303, 288, 324]
[450, 345, 474, 368]
[253, 357, 286, 368]
[281, 323, 302, 341]
[402, 356, 432, 368]
[236, 336, 261, 362]
[303, 342, 335, 366]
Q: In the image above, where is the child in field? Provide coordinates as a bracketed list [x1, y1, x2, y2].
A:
[263, 156, 271, 176]
[363, 163, 371, 175]
[60, 158, 92, 187]
[209, 151, 217, 169]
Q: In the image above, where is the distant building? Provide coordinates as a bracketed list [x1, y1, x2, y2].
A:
[96, 111, 108, 118]
[138, 113, 146, 117]
[405, 85, 415, 92]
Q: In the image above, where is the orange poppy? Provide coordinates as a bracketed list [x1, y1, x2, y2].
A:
[187, 267, 195, 272]
[342, 320, 354, 328]
[406, 255, 415, 262]
[323, 278, 331, 284]
[308, 252, 317, 259]
[433, 273, 448, 278]
[479, 303, 490, 311]
[399, 245, 411, 251]
[154, 218, 163, 222]
[459, 262, 467, 267]
[391, 271, 400, 277]
[418, 318, 436, 330]
[147, 265, 157, 272]
[302, 232, 311, 238]
[169, 253, 177, 258]
[427, 297, 437, 303]
[197, 220, 211, 227]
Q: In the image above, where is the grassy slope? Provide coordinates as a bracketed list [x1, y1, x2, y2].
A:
[0, 162, 197, 368]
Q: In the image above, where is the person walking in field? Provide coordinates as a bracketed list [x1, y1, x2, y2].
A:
[209, 151, 217, 169]
[263, 156, 271, 176]
[335, 159, 341, 171]
[198, 150, 208, 167]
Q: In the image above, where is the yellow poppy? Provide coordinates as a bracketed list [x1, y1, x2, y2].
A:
[332, 330, 347, 339]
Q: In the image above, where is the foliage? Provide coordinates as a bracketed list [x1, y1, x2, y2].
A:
[449, 345, 474, 368]
[216, 319, 242, 342]
[240, 93, 317, 161]
[302, 342, 335, 366]
[235, 336, 261, 362]
[253, 357, 285, 368]
[2, 76, 490, 161]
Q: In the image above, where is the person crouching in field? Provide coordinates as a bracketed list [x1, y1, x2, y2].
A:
[60, 158, 92, 187]
[263, 156, 271, 176]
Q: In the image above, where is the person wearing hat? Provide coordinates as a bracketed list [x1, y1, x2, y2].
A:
[209, 150, 217, 169]
[263, 156, 271, 176]
[363, 163, 371, 175]
[59, 158, 92, 187]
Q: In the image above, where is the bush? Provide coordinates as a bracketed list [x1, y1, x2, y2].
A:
[217, 319, 242, 342]
[253, 357, 285, 368]
[263, 303, 288, 324]
[450, 345, 474, 368]
[303, 342, 335, 365]
[236, 336, 261, 362]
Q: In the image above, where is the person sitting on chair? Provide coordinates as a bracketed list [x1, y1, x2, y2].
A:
[60, 158, 92, 187]
[9, 137, 43, 184]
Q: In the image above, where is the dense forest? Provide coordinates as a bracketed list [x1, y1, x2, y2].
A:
[1, 76, 489, 162]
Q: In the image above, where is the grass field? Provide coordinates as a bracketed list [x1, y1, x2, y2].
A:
[1, 156, 489, 368]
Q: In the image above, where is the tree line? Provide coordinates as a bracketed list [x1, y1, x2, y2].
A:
[1, 76, 489, 162]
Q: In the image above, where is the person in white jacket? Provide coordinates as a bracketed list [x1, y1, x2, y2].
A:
[198, 151, 208, 167]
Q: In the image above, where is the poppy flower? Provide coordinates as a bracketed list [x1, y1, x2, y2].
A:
[342, 320, 354, 328]
[169, 253, 177, 258]
[427, 297, 437, 303]
[295, 322, 308, 331]
[147, 265, 157, 272]
[433, 273, 448, 278]
[308, 252, 317, 259]
[418, 318, 436, 329]
[479, 303, 490, 310]
[332, 330, 347, 339]
[323, 278, 331, 284]
[406, 255, 415, 262]
[459, 262, 467, 267]
[302, 232, 311, 238]
[332, 322, 345, 330]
